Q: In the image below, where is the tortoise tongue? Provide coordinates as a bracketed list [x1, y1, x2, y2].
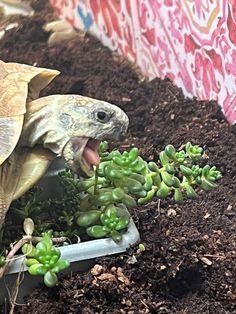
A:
[82, 146, 100, 166]
[82, 139, 100, 167]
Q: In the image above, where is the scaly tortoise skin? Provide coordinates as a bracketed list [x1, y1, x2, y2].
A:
[0, 60, 129, 227]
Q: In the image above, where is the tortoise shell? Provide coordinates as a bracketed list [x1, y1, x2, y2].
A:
[0, 60, 59, 166]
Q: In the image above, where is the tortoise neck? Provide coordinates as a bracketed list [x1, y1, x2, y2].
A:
[19, 97, 69, 155]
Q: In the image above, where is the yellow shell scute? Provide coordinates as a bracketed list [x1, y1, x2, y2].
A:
[0, 60, 60, 166]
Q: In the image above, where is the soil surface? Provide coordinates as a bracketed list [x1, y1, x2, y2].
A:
[0, 1, 236, 313]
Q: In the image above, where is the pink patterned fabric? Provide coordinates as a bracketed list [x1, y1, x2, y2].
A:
[50, 0, 236, 124]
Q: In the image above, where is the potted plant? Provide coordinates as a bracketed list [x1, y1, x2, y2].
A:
[0, 140, 222, 305]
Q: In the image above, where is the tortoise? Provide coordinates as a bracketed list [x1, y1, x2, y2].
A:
[0, 60, 129, 227]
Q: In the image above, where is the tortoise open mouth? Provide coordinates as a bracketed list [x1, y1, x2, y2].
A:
[63, 137, 100, 176]
[79, 138, 100, 176]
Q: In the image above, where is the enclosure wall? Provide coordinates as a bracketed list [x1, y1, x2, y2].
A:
[50, 0, 236, 124]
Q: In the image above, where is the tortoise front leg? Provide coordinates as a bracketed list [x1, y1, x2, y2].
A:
[0, 147, 55, 227]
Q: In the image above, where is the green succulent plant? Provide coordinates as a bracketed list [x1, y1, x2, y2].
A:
[22, 231, 70, 287]
[58, 141, 222, 239]
[58, 141, 222, 242]
[0, 141, 222, 288]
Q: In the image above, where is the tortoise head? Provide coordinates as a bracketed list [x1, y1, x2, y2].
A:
[22, 95, 129, 176]
[60, 95, 129, 176]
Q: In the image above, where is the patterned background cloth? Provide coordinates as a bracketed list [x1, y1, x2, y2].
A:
[50, 0, 236, 125]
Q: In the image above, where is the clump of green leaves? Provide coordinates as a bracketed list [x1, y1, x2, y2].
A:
[86, 142, 221, 206]
[22, 231, 70, 287]
[145, 142, 222, 203]
[0, 141, 222, 288]
[2, 141, 221, 248]
[59, 141, 221, 242]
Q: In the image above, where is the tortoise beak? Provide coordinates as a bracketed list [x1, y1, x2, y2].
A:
[62, 137, 100, 177]
[105, 121, 129, 142]
[116, 123, 128, 140]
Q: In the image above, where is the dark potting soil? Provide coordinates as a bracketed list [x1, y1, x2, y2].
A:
[0, 1, 236, 313]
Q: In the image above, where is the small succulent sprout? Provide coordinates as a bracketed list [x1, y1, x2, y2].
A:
[175, 150, 186, 163]
[23, 232, 70, 287]
[202, 165, 222, 181]
[97, 190, 113, 205]
[130, 173, 146, 185]
[58, 211, 74, 227]
[199, 177, 218, 191]
[132, 190, 147, 198]
[128, 147, 139, 163]
[111, 187, 125, 202]
[111, 148, 139, 167]
[110, 150, 121, 159]
[197, 165, 222, 191]
[161, 171, 175, 187]
[171, 176, 181, 188]
[152, 173, 162, 187]
[104, 164, 123, 179]
[113, 151, 129, 167]
[138, 188, 156, 204]
[122, 194, 137, 209]
[195, 176, 202, 185]
[148, 161, 160, 173]
[43, 271, 58, 288]
[126, 177, 144, 193]
[96, 161, 110, 176]
[180, 165, 192, 178]
[100, 205, 130, 231]
[28, 264, 46, 276]
[174, 188, 183, 204]
[110, 230, 122, 242]
[185, 185, 198, 199]
[143, 173, 153, 191]
[164, 144, 176, 161]
[50, 259, 70, 273]
[25, 258, 39, 267]
[156, 182, 171, 198]
[22, 242, 37, 257]
[191, 165, 202, 178]
[165, 164, 175, 175]
[86, 225, 111, 238]
[76, 210, 101, 227]
[210, 168, 222, 180]
[86, 205, 129, 242]
[98, 141, 109, 154]
[76, 180, 95, 192]
[138, 243, 146, 252]
[130, 157, 146, 173]
[159, 151, 169, 166]
[185, 142, 203, 159]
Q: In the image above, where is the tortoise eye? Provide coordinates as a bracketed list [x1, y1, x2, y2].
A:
[95, 110, 111, 123]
